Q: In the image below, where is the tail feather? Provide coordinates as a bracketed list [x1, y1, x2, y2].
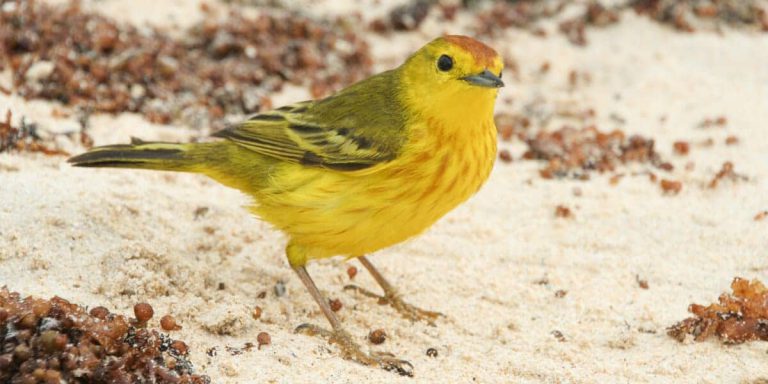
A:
[68, 140, 195, 171]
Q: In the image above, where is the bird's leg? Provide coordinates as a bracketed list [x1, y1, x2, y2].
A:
[344, 256, 443, 326]
[292, 265, 413, 376]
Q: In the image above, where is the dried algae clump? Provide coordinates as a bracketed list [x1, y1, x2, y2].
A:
[522, 126, 666, 180]
[0, 288, 209, 383]
[0, 1, 372, 129]
[668, 277, 768, 344]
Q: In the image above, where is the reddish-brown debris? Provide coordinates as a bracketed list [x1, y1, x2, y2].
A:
[668, 277, 768, 344]
[0, 1, 372, 130]
[673, 141, 690, 155]
[256, 332, 271, 349]
[328, 298, 343, 312]
[472, 0, 766, 46]
[0, 109, 68, 155]
[522, 125, 666, 179]
[554, 205, 573, 218]
[708, 161, 746, 189]
[474, 1, 569, 37]
[631, 0, 768, 32]
[498, 149, 513, 163]
[0, 287, 209, 383]
[636, 275, 650, 289]
[368, 329, 387, 345]
[660, 179, 682, 195]
[559, 2, 620, 46]
[369, 0, 432, 32]
[495, 112, 531, 142]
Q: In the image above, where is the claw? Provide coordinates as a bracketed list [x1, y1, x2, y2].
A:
[344, 284, 444, 326]
[295, 323, 414, 377]
[344, 284, 388, 304]
[379, 356, 414, 377]
[295, 323, 334, 338]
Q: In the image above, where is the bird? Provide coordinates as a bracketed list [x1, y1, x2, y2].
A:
[68, 35, 503, 375]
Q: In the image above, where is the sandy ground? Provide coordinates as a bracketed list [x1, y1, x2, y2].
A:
[2, 1, 768, 383]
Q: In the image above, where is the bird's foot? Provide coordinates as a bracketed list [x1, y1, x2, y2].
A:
[344, 285, 443, 326]
[295, 323, 413, 377]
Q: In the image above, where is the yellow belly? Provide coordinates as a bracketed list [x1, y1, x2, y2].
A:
[253, 118, 497, 262]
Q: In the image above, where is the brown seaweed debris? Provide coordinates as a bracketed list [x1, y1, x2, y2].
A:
[631, 0, 768, 32]
[0, 287, 209, 383]
[554, 205, 573, 218]
[369, 0, 432, 32]
[668, 277, 768, 344]
[498, 148, 513, 163]
[697, 115, 729, 128]
[0, 1, 372, 130]
[559, 2, 621, 46]
[495, 112, 530, 142]
[708, 161, 747, 188]
[368, 329, 387, 345]
[471, 0, 766, 42]
[660, 179, 682, 195]
[473, 1, 569, 37]
[472, 1, 618, 45]
[0, 109, 68, 155]
[673, 140, 690, 155]
[522, 125, 666, 179]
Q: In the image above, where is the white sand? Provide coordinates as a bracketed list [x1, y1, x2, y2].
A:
[1, 1, 767, 383]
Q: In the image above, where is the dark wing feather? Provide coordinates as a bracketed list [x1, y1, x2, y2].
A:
[212, 71, 407, 171]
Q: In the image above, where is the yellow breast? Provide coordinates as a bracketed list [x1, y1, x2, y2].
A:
[254, 115, 497, 261]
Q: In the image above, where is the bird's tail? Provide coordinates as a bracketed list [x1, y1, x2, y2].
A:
[67, 138, 211, 172]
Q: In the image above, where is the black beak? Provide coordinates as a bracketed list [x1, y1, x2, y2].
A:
[462, 69, 504, 88]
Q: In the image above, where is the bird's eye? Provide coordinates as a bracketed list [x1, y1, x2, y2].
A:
[437, 55, 453, 71]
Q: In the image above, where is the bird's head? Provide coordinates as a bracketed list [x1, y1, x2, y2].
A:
[400, 35, 504, 122]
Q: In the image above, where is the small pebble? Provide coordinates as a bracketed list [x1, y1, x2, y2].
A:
[498, 149, 513, 163]
[660, 179, 682, 195]
[554, 205, 572, 218]
[636, 275, 649, 289]
[329, 298, 343, 312]
[133, 303, 154, 323]
[89, 306, 109, 320]
[170, 340, 188, 355]
[274, 281, 286, 297]
[252, 306, 263, 320]
[347, 266, 358, 280]
[368, 329, 387, 345]
[257, 332, 271, 349]
[39, 330, 66, 352]
[160, 315, 182, 331]
[673, 141, 690, 155]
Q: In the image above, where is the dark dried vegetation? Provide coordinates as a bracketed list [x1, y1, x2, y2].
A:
[668, 277, 768, 344]
[0, 0, 372, 131]
[0, 109, 68, 155]
[521, 125, 667, 180]
[631, 0, 768, 32]
[0, 287, 209, 383]
[469, 0, 766, 45]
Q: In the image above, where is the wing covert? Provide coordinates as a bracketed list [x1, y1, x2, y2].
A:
[212, 71, 407, 171]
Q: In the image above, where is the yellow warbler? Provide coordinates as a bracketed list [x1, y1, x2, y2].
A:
[69, 35, 503, 374]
